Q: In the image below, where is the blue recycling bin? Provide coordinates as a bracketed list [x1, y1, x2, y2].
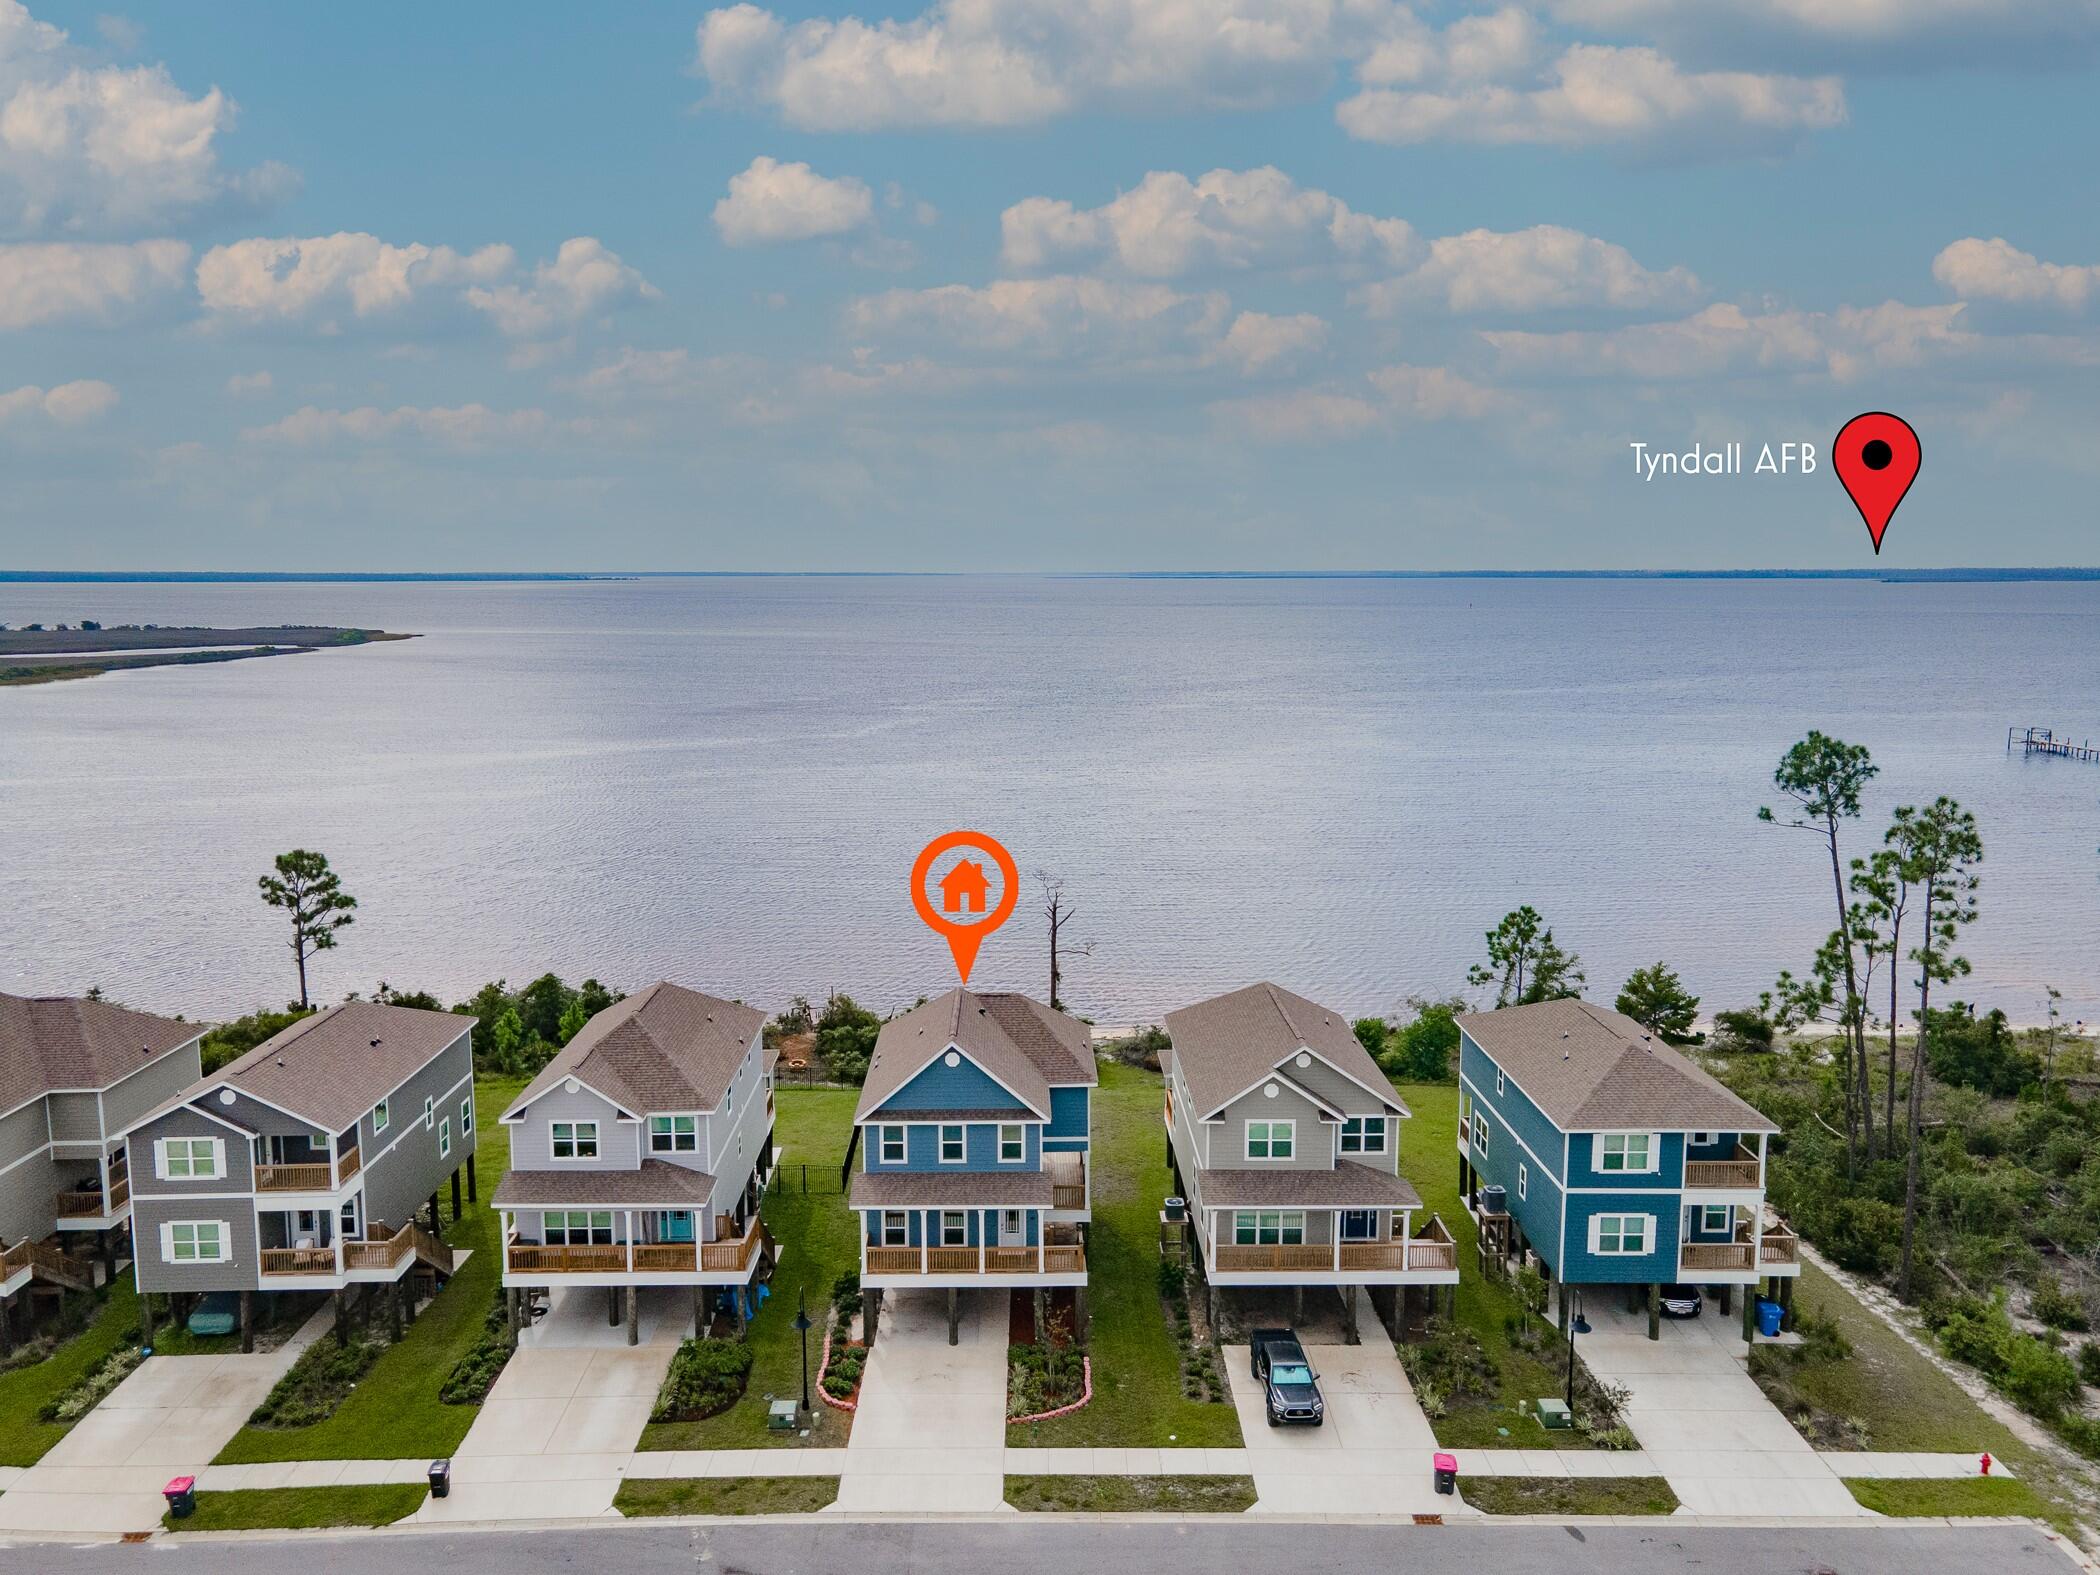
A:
[1755, 1297, 1783, 1338]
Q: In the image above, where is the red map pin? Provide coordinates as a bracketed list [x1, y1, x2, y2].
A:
[1832, 412, 1920, 555]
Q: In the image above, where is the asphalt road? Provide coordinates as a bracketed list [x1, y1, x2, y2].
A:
[11, 1519, 2087, 1575]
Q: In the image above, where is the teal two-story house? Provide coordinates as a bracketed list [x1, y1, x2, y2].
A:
[849, 987, 1096, 1344]
[1456, 999, 1799, 1339]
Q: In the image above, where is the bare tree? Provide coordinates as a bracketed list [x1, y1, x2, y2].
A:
[1037, 869, 1094, 1012]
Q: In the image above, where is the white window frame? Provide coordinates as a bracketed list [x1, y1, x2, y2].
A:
[938, 1124, 966, 1164]
[545, 1209, 613, 1246]
[155, 1136, 224, 1181]
[649, 1115, 698, 1154]
[1517, 1162, 1529, 1202]
[997, 1123, 1025, 1163]
[1599, 1132, 1657, 1174]
[1232, 1210, 1305, 1246]
[550, 1120, 598, 1161]
[1495, 1069, 1505, 1097]
[1700, 1203, 1732, 1233]
[940, 1210, 968, 1246]
[1246, 1119, 1295, 1161]
[1340, 1116, 1386, 1155]
[1471, 1110, 1490, 1154]
[878, 1125, 906, 1164]
[373, 1098, 390, 1135]
[423, 1095, 435, 1131]
[460, 1097, 473, 1134]
[162, 1220, 230, 1264]
[881, 1210, 908, 1246]
[1590, 1213, 1652, 1256]
[439, 1117, 452, 1159]
[1690, 1131, 1718, 1148]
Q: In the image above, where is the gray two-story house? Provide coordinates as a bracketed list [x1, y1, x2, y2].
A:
[0, 993, 204, 1334]
[493, 983, 777, 1345]
[1457, 999, 1799, 1340]
[1163, 983, 1458, 1342]
[122, 1001, 476, 1346]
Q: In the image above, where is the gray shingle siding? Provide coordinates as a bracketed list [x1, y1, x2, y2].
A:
[45, 1092, 101, 1145]
[132, 1195, 260, 1293]
[508, 1083, 637, 1170]
[0, 1109, 62, 1245]
[1211, 1080, 1331, 1170]
[100, 1042, 204, 1138]
[359, 1032, 475, 1228]
[127, 1105, 258, 1194]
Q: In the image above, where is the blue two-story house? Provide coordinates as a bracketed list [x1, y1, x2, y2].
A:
[1456, 999, 1799, 1339]
[849, 988, 1096, 1344]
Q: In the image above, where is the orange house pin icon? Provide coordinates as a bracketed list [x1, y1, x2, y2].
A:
[939, 858, 990, 915]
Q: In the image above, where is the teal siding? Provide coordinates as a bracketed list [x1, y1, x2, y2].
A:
[1561, 1192, 1682, 1284]
[1460, 1032, 1567, 1184]
[1684, 1200, 1738, 1242]
[1461, 1080, 1566, 1278]
[1046, 1086, 1090, 1145]
[862, 1120, 1039, 1173]
[1566, 1131, 1684, 1190]
[871, 1053, 1034, 1116]
[862, 1207, 1041, 1248]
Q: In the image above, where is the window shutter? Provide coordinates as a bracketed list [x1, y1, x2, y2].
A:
[159, 1221, 176, 1258]
[153, 1138, 168, 1180]
[208, 1137, 225, 1179]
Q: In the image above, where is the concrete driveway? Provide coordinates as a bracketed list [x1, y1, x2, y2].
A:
[833, 1288, 1010, 1514]
[1222, 1336, 1458, 1515]
[0, 1304, 331, 1536]
[414, 1285, 689, 1524]
[1574, 1298, 1866, 1516]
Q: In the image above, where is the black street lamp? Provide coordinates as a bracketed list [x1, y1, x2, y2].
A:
[793, 1291, 814, 1421]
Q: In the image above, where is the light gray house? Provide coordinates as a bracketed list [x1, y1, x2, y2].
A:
[493, 983, 778, 1345]
[0, 993, 204, 1343]
[121, 1000, 476, 1347]
[1163, 983, 1458, 1342]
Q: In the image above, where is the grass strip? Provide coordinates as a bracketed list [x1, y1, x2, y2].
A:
[1461, 1475, 1679, 1516]
[614, 1476, 839, 1516]
[164, 1483, 426, 1531]
[1003, 1474, 1257, 1513]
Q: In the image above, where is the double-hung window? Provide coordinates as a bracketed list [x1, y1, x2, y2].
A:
[551, 1120, 598, 1160]
[881, 1211, 908, 1246]
[1517, 1162, 1529, 1202]
[423, 1095, 435, 1130]
[940, 1211, 968, 1246]
[157, 1137, 222, 1180]
[439, 1117, 452, 1159]
[1232, 1210, 1305, 1246]
[545, 1210, 613, 1246]
[1495, 1069, 1506, 1096]
[373, 1099, 390, 1135]
[460, 1097, 473, 1134]
[878, 1125, 905, 1164]
[1246, 1120, 1294, 1160]
[1340, 1116, 1386, 1155]
[1599, 1133, 1654, 1173]
[1471, 1110, 1490, 1154]
[1700, 1204, 1732, 1233]
[649, 1115, 698, 1153]
[164, 1221, 228, 1263]
[1592, 1214, 1651, 1256]
[997, 1123, 1025, 1163]
[939, 1125, 965, 1164]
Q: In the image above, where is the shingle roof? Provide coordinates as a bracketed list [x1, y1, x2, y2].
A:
[1164, 983, 1402, 1120]
[504, 983, 765, 1122]
[1456, 999, 1778, 1134]
[0, 993, 200, 1112]
[1196, 1166, 1424, 1210]
[854, 989, 1095, 1124]
[196, 1001, 474, 1131]
[495, 1160, 716, 1209]
[848, 1169, 1054, 1210]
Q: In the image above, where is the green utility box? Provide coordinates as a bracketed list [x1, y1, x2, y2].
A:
[768, 1399, 800, 1431]
[1535, 1398, 1573, 1430]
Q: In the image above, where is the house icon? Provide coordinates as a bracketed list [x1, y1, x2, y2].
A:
[939, 858, 990, 915]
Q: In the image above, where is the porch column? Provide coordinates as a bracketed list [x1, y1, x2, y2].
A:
[452, 1169, 463, 1220]
[624, 1210, 635, 1273]
[467, 1154, 478, 1202]
[946, 1287, 960, 1346]
[608, 1285, 621, 1326]
[1038, 1210, 1046, 1274]
[239, 1290, 254, 1354]
[1332, 1212, 1342, 1271]
[1647, 1282, 1661, 1341]
[626, 1285, 639, 1346]
[1342, 1284, 1360, 1345]
[1742, 1277, 1759, 1343]
[692, 1284, 706, 1339]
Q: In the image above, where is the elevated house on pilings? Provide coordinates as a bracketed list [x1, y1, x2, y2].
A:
[121, 1001, 475, 1349]
[493, 983, 778, 1345]
[1162, 983, 1459, 1344]
[849, 988, 1096, 1347]
[1456, 999, 1801, 1341]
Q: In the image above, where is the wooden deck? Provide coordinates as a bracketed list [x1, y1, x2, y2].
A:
[505, 1223, 764, 1277]
[864, 1243, 1085, 1277]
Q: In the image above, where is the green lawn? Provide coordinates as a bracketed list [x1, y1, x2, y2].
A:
[1844, 1476, 2056, 1520]
[1004, 1474, 1257, 1513]
[212, 1074, 525, 1463]
[1392, 1082, 1607, 1449]
[165, 1483, 426, 1530]
[614, 1476, 840, 1516]
[1462, 1476, 1679, 1516]
[1010, 1060, 1243, 1449]
[0, 1281, 141, 1467]
[639, 1085, 862, 1449]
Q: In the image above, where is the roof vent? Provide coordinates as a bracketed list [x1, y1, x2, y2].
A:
[370, 1038, 382, 1049]
[275, 1057, 285, 1068]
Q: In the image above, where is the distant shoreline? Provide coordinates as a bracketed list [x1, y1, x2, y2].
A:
[5, 568, 2100, 585]
[0, 625, 414, 687]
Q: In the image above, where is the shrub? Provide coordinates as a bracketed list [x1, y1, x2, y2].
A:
[440, 1301, 517, 1405]
[651, 1338, 754, 1423]
[1711, 1007, 1777, 1053]
[2078, 1342, 2100, 1389]
[1925, 1003, 2041, 1097]
[1397, 1318, 1495, 1402]
[1157, 1260, 1186, 1300]
[2004, 1336, 2082, 1419]
[1008, 1337, 1086, 1417]
[1933, 1295, 2015, 1378]
[249, 1338, 382, 1428]
[1105, 1025, 1169, 1071]
[815, 995, 881, 1085]
[40, 1346, 143, 1422]
[831, 1270, 862, 1320]
[2030, 1276, 2089, 1333]
[1377, 997, 1465, 1083]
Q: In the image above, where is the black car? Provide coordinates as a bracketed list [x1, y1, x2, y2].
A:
[1660, 1284, 1704, 1318]
[1250, 1328, 1324, 1426]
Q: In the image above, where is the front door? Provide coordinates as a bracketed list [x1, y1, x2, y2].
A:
[1340, 1209, 1376, 1242]
[659, 1211, 695, 1244]
[998, 1209, 1027, 1246]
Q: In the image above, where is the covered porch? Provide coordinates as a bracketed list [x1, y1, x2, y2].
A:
[1193, 1166, 1460, 1287]
[850, 1168, 1085, 1288]
[494, 1159, 770, 1286]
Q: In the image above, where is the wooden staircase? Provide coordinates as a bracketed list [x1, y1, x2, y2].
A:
[1, 1239, 96, 1293]
[409, 1225, 454, 1276]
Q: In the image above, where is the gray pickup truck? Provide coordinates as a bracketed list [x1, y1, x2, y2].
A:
[1250, 1328, 1324, 1426]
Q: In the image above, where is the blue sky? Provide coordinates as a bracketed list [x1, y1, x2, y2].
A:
[3, 0, 2098, 571]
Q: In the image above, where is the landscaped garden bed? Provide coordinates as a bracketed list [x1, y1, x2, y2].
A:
[40, 1343, 143, 1426]
[248, 1336, 385, 1429]
[439, 1298, 517, 1405]
[1158, 1261, 1227, 1404]
[1008, 1336, 1089, 1422]
[652, 1338, 756, 1423]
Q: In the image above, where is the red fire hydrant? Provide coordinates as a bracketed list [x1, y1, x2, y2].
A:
[1980, 1452, 1993, 1476]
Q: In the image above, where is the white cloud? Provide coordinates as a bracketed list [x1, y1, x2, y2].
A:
[463, 237, 658, 337]
[1356, 224, 1702, 314]
[1212, 310, 1328, 374]
[240, 402, 553, 448]
[1000, 167, 1418, 278]
[696, 0, 1402, 130]
[196, 233, 513, 322]
[1212, 361, 1506, 440]
[1548, 0, 2100, 68]
[1338, 42, 1844, 152]
[0, 375, 116, 424]
[1483, 299, 1973, 381]
[846, 274, 1229, 358]
[1933, 237, 2100, 312]
[0, 0, 295, 234]
[714, 155, 874, 245]
[225, 368, 270, 394]
[0, 236, 184, 326]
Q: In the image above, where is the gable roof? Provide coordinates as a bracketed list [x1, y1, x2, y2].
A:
[147, 1001, 474, 1134]
[1456, 999, 1778, 1134]
[1164, 982, 1403, 1121]
[855, 988, 1096, 1125]
[502, 983, 765, 1122]
[0, 993, 200, 1112]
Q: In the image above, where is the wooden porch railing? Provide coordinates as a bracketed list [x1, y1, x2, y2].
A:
[1758, 1225, 1799, 1266]
[864, 1243, 1087, 1276]
[344, 1223, 413, 1272]
[56, 1171, 129, 1216]
[337, 1146, 363, 1184]
[1683, 1146, 1761, 1188]
[254, 1152, 359, 1192]
[1212, 1243, 1333, 1271]
[1, 1239, 96, 1289]
[700, 1226, 762, 1273]
[260, 1246, 338, 1276]
[1680, 1240, 1754, 1272]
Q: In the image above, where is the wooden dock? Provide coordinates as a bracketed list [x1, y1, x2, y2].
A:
[2009, 726, 2100, 763]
